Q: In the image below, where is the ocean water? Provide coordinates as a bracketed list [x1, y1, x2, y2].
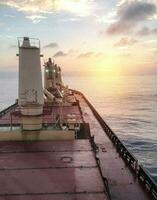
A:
[0, 73, 157, 183]
[64, 75, 157, 183]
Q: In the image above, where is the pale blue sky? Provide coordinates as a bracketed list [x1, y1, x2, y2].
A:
[0, 0, 157, 76]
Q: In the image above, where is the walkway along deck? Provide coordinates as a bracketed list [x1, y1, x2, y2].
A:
[73, 90, 157, 200]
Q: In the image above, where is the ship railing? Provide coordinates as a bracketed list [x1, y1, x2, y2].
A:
[0, 103, 17, 118]
[72, 89, 157, 200]
[18, 37, 40, 48]
[138, 165, 157, 199]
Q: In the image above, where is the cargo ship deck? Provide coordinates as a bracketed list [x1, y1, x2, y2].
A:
[0, 91, 156, 200]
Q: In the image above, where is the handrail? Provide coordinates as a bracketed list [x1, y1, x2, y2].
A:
[17, 37, 40, 48]
[72, 89, 157, 200]
[0, 103, 17, 117]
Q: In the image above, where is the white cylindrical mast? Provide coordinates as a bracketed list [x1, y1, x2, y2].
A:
[44, 58, 56, 90]
[18, 37, 44, 130]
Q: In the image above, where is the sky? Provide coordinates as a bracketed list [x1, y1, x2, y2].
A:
[0, 0, 157, 76]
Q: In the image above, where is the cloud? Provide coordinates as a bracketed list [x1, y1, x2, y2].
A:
[77, 51, 103, 58]
[0, 0, 94, 17]
[114, 37, 138, 47]
[0, 0, 55, 14]
[25, 15, 47, 23]
[106, 1, 157, 35]
[137, 27, 157, 36]
[44, 42, 58, 48]
[53, 51, 67, 57]
[59, 17, 81, 23]
[95, 11, 117, 24]
[77, 52, 94, 58]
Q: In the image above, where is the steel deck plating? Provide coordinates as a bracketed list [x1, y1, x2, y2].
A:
[0, 92, 156, 200]
[0, 140, 107, 200]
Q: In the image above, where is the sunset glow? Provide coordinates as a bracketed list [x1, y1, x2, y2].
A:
[0, 0, 157, 76]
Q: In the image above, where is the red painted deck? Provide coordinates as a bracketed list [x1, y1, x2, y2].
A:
[0, 93, 154, 200]
[0, 140, 107, 200]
